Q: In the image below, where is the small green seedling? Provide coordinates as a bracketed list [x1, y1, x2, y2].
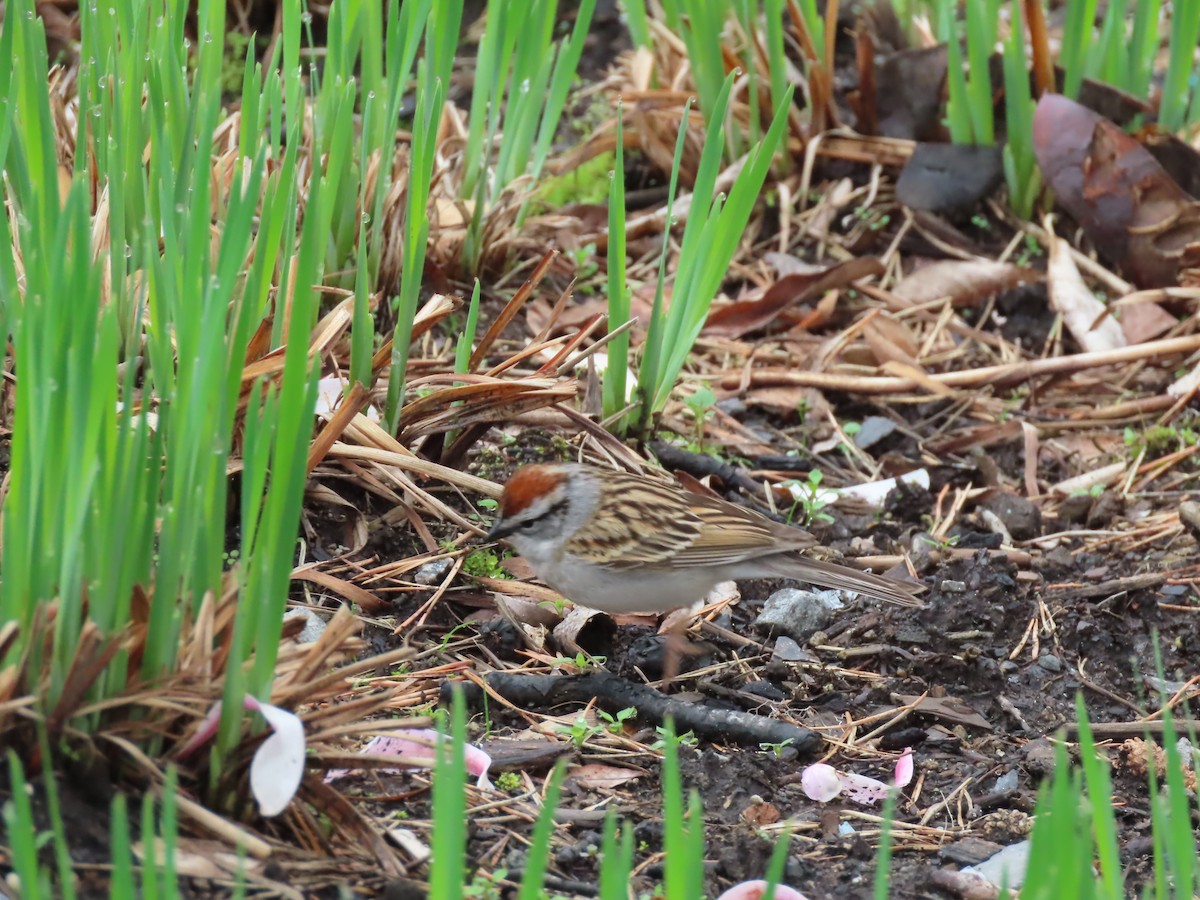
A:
[684, 384, 717, 450]
[557, 714, 604, 748]
[495, 771, 522, 793]
[552, 651, 607, 672]
[786, 469, 835, 527]
[651, 727, 698, 751]
[598, 706, 638, 734]
[462, 548, 511, 579]
[759, 738, 795, 758]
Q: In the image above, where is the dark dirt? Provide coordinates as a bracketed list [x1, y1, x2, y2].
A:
[312, 403, 1200, 898]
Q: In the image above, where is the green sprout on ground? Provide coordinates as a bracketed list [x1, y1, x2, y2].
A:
[495, 771, 523, 794]
[759, 738, 795, 758]
[556, 714, 605, 748]
[786, 470, 836, 527]
[683, 384, 717, 450]
[553, 651, 607, 672]
[598, 706, 638, 734]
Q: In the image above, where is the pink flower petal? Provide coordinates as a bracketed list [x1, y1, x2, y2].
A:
[894, 748, 914, 788]
[717, 880, 811, 899]
[800, 763, 842, 802]
[325, 729, 493, 790]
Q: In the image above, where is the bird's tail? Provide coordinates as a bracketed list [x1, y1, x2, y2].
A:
[761, 555, 925, 607]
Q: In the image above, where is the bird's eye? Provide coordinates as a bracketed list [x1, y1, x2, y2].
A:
[519, 520, 536, 531]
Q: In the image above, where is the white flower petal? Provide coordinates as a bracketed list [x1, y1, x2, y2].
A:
[247, 699, 306, 817]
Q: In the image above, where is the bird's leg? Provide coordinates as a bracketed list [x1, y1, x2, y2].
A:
[659, 621, 686, 690]
[656, 610, 701, 691]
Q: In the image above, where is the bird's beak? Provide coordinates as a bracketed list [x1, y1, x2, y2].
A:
[484, 518, 513, 542]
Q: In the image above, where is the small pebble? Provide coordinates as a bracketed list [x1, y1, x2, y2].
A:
[413, 558, 453, 585]
[963, 840, 1031, 890]
[282, 608, 326, 643]
[992, 769, 1019, 793]
[982, 492, 1042, 540]
[853, 416, 897, 450]
[940, 579, 967, 593]
[1037, 653, 1062, 673]
[771, 635, 813, 663]
[1180, 500, 1200, 540]
[1023, 738, 1058, 775]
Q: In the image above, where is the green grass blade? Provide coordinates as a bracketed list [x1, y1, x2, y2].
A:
[1075, 697, 1122, 897]
[429, 687, 469, 898]
[598, 809, 635, 899]
[519, 760, 568, 899]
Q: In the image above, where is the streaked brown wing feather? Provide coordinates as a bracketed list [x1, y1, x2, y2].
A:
[563, 473, 705, 566]
[669, 495, 816, 566]
[564, 472, 816, 569]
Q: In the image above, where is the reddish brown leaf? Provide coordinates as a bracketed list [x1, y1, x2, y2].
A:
[1120, 300, 1178, 344]
[1034, 93, 1200, 288]
[704, 257, 885, 338]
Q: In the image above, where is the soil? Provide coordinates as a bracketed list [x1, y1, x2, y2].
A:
[312, 404, 1200, 899]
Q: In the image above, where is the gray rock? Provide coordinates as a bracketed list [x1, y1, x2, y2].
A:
[770, 635, 814, 663]
[940, 836, 1005, 866]
[1037, 653, 1062, 673]
[983, 492, 1042, 540]
[754, 588, 844, 642]
[853, 416, 897, 449]
[413, 558, 454, 585]
[992, 769, 1019, 793]
[1023, 738, 1058, 775]
[283, 608, 326, 643]
[963, 839, 1031, 890]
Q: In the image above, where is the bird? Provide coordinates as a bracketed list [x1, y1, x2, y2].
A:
[485, 463, 923, 682]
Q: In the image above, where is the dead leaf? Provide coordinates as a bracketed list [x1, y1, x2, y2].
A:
[740, 800, 782, 827]
[1046, 226, 1126, 352]
[1035, 93, 1200, 288]
[704, 257, 885, 338]
[893, 693, 992, 730]
[863, 311, 919, 365]
[1118, 297, 1178, 344]
[569, 763, 648, 790]
[892, 259, 1035, 306]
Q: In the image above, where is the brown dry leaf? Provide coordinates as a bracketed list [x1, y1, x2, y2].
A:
[136, 839, 268, 882]
[891, 259, 1035, 306]
[569, 763, 648, 790]
[740, 800, 782, 827]
[863, 311, 920, 365]
[893, 693, 992, 730]
[1118, 298, 1178, 344]
[704, 257, 885, 338]
[494, 593, 563, 629]
[553, 605, 617, 658]
[1035, 93, 1200, 287]
[1046, 227, 1126, 352]
[742, 384, 830, 417]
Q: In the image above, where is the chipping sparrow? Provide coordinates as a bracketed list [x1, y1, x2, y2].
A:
[485, 463, 922, 616]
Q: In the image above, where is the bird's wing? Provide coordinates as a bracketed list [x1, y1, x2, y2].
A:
[562, 473, 704, 566]
[564, 473, 815, 569]
[669, 495, 817, 567]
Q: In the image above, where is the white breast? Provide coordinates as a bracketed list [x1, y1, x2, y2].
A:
[536, 555, 722, 615]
